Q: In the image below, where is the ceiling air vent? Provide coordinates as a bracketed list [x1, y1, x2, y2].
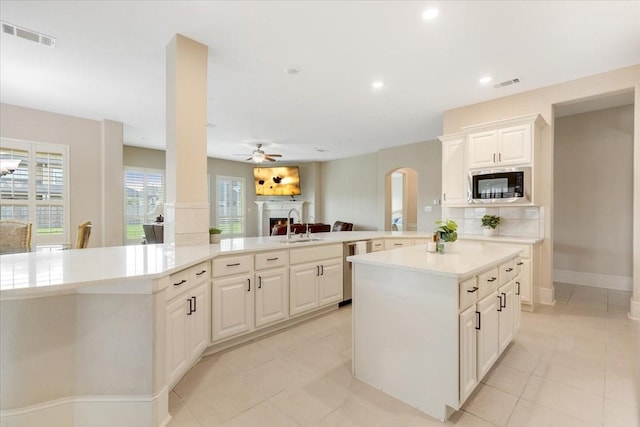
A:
[493, 78, 520, 89]
[1, 21, 56, 48]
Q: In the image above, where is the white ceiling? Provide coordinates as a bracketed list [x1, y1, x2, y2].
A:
[1, 1, 639, 163]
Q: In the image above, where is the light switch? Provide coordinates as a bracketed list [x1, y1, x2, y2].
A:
[424, 206, 432, 212]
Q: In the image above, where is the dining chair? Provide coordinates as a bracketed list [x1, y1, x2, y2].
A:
[75, 221, 92, 249]
[0, 220, 33, 254]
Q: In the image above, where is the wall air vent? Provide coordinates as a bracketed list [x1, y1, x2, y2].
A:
[1, 21, 56, 48]
[493, 78, 520, 88]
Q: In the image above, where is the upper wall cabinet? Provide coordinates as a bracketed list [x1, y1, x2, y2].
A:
[465, 115, 545, 169]
[440, 133, 467, 206]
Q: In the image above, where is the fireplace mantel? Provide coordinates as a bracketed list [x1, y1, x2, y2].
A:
[255, 200, 307, 236]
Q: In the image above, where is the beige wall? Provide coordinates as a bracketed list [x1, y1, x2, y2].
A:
[442, 64, 640, 306]
[0, 103, 123, 247]
[554, 105, 634, 279]
[320, 139, 442, 231]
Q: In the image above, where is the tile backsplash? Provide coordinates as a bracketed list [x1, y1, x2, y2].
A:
[442, 206, 544, 238]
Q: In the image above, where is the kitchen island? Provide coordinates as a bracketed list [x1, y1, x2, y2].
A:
[0, 232, 532, 426]
[348, 242, 522, 421]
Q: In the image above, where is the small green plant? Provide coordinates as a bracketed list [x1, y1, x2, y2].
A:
[481, 215, 501, 230]
[435, 219, 458, 242]
[209, 227, 222, 235]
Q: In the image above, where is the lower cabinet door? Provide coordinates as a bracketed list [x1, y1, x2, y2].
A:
[518, 258, 532, 304]
[514, 277, 522, 331]
[476, 291, 499, 380]
[318, 258, 343, 306]
[166, 296, 189, 383]
[498, 281, 515, 355]
[188, 282, 209, 360]
[459, 305, 478, 404]
[290, 263, 319, 316]
[212, 274, 253, 341]
[255, 268, 288, 328]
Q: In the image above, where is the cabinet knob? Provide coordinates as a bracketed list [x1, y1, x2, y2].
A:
[506, 268, 513, 272]
[517, 262, 524, 266]
[467, 286, 479, 293]
[174, 279, 187, 286]
[196, 270, 207, 276]
[487, 277, 497, 282]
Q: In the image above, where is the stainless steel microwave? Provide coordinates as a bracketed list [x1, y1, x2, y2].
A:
[468, 167, 531, 204]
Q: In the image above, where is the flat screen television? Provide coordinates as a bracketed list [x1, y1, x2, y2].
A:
[254, 166, 301, 196]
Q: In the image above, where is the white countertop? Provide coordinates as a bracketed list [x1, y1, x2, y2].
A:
[0, 231, 540, 296]
[347, 242, 522, 279]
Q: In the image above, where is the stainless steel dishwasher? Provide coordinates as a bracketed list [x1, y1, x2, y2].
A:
[341, 240, 372, 305]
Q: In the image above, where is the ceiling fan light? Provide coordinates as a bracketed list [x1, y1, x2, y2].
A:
[252, 151, 266, 163]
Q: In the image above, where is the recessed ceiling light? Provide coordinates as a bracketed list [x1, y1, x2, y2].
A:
[422, 8, 439, 20]
[285, 67, 301, 74]
[372, 81, 384, 89]
[479, 76, 493, 84]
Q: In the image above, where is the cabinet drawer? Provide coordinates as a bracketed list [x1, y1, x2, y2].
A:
[384, 239, 413, 250]
[168, 269, 191, 300]
[499, 259, 516, 285]
[290, 244, 342, 265]
[371, 240, 384, 252]
[478, 267, 499, 299]
[459, 277, 479, 310]
[212, 255, 253, 278]
[255, 250, 288, 270]
[189, 261, 211, 283]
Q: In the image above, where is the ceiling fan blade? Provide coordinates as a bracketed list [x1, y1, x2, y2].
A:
[265, 156, 277, 162]
[245, 157, 252, 161]
[265, 154, 282, 157]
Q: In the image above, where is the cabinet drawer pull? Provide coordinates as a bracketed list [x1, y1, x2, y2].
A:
[226, 262, 241, 267]
[192, 296, 197, 312]
[467, 286, 479, 293]
[516, 281, 521, 295]
[498, 152, 502, 162]
[316, 265, 320, 276]
[320, 265, 324, 276]
[505, 268, 513, 272]
[516, 262, 524, 266]
[247, 278, 251, 292]
[187, 298, 193, 315]
[497, 295, 503, 311]
[266, 257, 279, 261]
[174, 279, 187, 286]
[475, 311, 481, 330]
[501, 292, 507, 309]
[493, 153, 496, 163]
[196, 270, 207, 276]
[487, 277, 497, 282]
[394, 243, 403, 246]
[258, 276, 262, 289]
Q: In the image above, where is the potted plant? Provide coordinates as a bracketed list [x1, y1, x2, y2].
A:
[435, 219, 458, 253]
[209, 227, 222, 244]
[481, 215, 501, 236]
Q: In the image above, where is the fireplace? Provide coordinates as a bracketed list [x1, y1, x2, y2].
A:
[270, 217, 288, 229]
[255, 201, 307, 236]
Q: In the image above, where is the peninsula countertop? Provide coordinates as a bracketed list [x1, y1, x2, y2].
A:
[0, 231, 540, 296]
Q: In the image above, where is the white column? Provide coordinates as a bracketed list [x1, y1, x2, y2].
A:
[165, 34, 210, 246]
[100, 120, 123, 247]
[630, 86, 640, 321]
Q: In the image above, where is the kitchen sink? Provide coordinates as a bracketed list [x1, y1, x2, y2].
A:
[279, 237, 323, 244]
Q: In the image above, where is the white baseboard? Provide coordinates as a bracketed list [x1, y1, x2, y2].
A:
[0, 387, 170, 427]
[553, 269, 633, 291]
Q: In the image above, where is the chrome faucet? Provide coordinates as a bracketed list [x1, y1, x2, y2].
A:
[306, 215, 315, 237]
[286, 208, 300, 240]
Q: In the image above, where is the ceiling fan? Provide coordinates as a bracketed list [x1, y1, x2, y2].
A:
[235, 143, 282, 163]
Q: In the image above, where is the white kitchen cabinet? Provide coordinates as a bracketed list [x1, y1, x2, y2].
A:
[498, 280, 515, 355]
[289, 244, 343, 317]
[513, 276, 522, 330]
[440, 134, 467, 205]
[476, 291, 500, 380]
[384, 239, 413, 250]
[166, 262, 211, 386]
[371, 239, 385, 252]
[468, 124, 531, 169]
[317, 258, 343, 306]
[212, 273, 253, 341]
[255, 267, 288, 328]
[517, 257, 532, 304]
[459, 305, 478, 403]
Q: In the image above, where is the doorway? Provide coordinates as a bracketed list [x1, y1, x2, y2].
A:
[385, 167, 417, 231]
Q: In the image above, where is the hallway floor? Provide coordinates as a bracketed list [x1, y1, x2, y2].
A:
[168, 283, 639, 426]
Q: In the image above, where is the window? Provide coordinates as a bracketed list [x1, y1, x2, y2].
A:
[124, 167, 164, 244]
[216, 175, 245, 237]
[0, 139, 69, 246]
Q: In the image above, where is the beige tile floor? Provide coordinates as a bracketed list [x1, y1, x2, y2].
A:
[168, 283, 639, 426]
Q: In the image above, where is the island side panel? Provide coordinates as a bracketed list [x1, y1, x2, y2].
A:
[352, 263, 459, 421]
